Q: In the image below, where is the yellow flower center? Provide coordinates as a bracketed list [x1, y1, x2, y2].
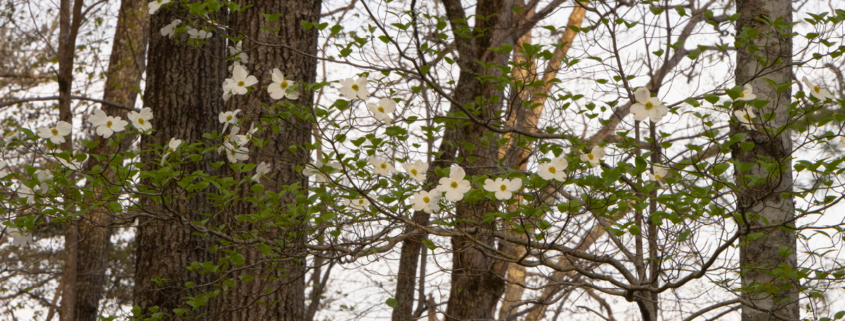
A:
[378, 107, 385, 113]
[655, 174, 662, 180]
[157, 0, 162, 2]
[587, 153, 594, 160]
[51, 128, 59, 135]
[380, 163, 387, 169]
[358, 199, 364, 205]
[451, 181, 458, 188]
[500, 184, 507, 191]
[423, 196, 430, 203]
[411, 169, 418, 175]
[237, 81, 245, 87]
[139, 118, 145, 124]
[548, 166, 556, 174]
[645, 101, 653, 110]
[739, 92, 745, 97]
[106, 120, 113, 127]
[227, 115, 233, 121]
[280, 81, 289, 88]
[167, 147, 174, 153]
[743, 114, 751, 121]
[814, 86, 820, 92]
[352, 84, 359, 91]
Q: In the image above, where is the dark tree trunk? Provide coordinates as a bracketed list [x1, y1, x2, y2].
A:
[211, 0, 321, 319]
[133, 6, 227, 319]
[734, 0, 799, 320]
[74, 1, 149, 320]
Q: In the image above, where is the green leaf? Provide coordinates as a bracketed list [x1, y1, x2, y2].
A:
[703, 94, 720, 104]
[629, 225, 641, 235]
[386, 298, 399, 308]
[687, 49, 701, 60]
[262, 13, 281, 23]
[301, 20, 313, 30]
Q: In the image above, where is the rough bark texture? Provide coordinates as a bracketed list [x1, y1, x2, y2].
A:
[211, 0, 320, 319]
[57, 0, 84, 319]
[133, 6, 227, 319]
[734, 1, 799, 320]
[443, 0, 514, 319]
[74, 1, 149, 320]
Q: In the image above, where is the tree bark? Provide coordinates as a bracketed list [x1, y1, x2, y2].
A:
[133, 6, 228, 319]
[211, 0, 320, 319]
[733, 1, 799, 320]
[57, 0, 84, 319]
[74, 1, 149, 320]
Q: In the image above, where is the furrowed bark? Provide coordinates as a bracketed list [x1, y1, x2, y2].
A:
[74, 1, 149, 320]
[444, 0, 514, 318]
[212, 0, 320, 319]
[734, 0, 799, 320]
[134, 6, 227, 319]
[57, 0, 84, 319]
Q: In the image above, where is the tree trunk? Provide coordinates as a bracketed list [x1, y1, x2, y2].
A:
[133, 6, 227, 319]
[57, 0, 84, 319]
[210, 0, 320, 319]
[734, 1, 799, 320]
[74, 1, 149, 320]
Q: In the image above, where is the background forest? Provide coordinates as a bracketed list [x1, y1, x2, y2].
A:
[1, 0, 845, 320]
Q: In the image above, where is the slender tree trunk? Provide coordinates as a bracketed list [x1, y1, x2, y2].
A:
[133, 6, 227, 319]
[734, 1, 799, 320]
[210, 0, 320, 319]
[57, 0, 84, 319]
[74, 1, 149, 320]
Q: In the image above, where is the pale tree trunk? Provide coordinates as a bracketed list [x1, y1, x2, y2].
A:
[496, 3, 587, 319]
[57, 0, 84, 319]
[734, 0, 799, 320]
[211, 0, 320, 319]
[74, 1, 149, 320]
[133, 5, 228, 319]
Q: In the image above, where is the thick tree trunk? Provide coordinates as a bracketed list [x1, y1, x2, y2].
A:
[74, 1, 149, 320]
[734, 1, 799, 320]
[444, 0, 513, 319]
[211, 0, 320, 319]
[133, 6, 227, 319]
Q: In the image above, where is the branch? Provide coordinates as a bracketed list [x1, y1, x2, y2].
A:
[0, 95, 138, 112]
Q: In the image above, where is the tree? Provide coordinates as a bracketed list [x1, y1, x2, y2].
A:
[734, 0, 799, 320]
[133, 3, 227, 318]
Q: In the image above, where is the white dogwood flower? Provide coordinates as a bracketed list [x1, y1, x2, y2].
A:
[368, 156, 396, 176]
[630, 87, 668, 123]
[37, 121, 73, 144]
[367, 98, 396, 124]
[437, 166, 472, 202]
[251, 162, 271, 182]
[803, 76, 834, 101]
[339, 76, 369, 100]
[538, 157, 568, 181]
[148, 0, 171, 14]
[268, 68, 299, 100]
[90, 109, 128, 139]
[412, 190, 441, 213]
[160, 19, 181, 37]
[223, 65, 258, 96]
[219, 110, 241, 132]
[734, 107, 755, 125]
[187, 28, 212, 39]
[580, 145, 606, 167]
[483, 177, 522, 200]
[646, 165, 669, 186]
[161, 138, 182, 166]
[228, 41, 249, 64]
[345, 197, 371, 211]
[128, 107, 154, 132]
[402, 160, 428, 182]
[735, 84, 756, 101]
